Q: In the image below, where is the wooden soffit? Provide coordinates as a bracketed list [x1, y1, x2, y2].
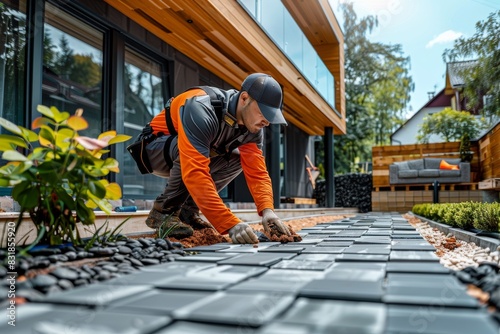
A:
[104, 0, 346, 135]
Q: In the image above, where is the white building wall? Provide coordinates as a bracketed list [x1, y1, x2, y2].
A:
[391, 107, 446, 145]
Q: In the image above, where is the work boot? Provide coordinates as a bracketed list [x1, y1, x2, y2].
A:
[145, 208, 193, 239]
[179, 209, 214, 230]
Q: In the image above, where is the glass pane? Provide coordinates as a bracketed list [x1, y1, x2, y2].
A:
[260, 0, 284, 48]
[239, 0, 256, 17]
[123, 46, 165, 198]
[43, 3, 103, 137]
[284, 12, 302, 68]
[0, 0, 26, 129]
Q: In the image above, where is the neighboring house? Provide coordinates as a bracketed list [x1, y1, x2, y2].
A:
[0, 0, 345, 206]
[445, 60, 480, 113]
[391, 60, 480, 145]
[391, 88, 450, 145]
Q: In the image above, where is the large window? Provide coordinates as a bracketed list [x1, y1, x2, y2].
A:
[43, 2, 103, 137]
[0, 0, 26, 128]
[122, 46, 165, 198]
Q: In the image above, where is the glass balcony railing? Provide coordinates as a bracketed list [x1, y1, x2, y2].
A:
[239, 0, 335, 108]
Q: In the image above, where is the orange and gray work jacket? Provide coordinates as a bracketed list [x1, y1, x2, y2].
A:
[149, 87, 274, 234]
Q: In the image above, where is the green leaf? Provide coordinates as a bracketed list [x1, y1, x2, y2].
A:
[0, 134, 28, 150]
[107, 134, 132, 145]
[104, 182, 122, 200]
[76, 198, 95, 224]
[39, 126, 55, 146]
[18, 126, 39, 142]
[37, 105, 54, 119]
[0, 117, 22, 136]
[88, 180, 106, 198]
[55, 188, 76, 210]
[13, 186, 39, 210]
[0, 179, 11, 186]
[12, 161, 33, 175]
[2, 150, 28, 161]
[50, 106, 70, 123]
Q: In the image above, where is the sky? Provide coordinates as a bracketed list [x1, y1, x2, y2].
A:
[328, 0, 500, 118]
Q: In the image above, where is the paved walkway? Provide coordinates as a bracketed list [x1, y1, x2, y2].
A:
[4, 213, 500, 333]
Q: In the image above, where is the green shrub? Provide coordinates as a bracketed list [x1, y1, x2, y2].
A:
[473, 202, 500, 232]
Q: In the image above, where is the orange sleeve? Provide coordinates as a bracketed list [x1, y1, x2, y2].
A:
[239, 142, 274, 215]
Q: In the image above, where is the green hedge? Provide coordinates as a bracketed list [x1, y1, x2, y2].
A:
[412, 202, 500, 232]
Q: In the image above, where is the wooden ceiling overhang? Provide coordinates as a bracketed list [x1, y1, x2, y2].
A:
[105, 0, 346, 135]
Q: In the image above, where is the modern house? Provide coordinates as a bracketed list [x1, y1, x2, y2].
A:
[0, 0, 345, 208]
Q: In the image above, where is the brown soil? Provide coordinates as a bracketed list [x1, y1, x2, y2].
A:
[169, 227, 229, 248]
[260, 221, 302, 242]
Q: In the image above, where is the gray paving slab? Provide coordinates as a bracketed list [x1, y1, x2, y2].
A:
[386, 305, 499, 334]
[336, 253, 390, 262]
[217, 252, 295, 266]
[273, 298, 387, 334]
[172, 291, 295, 327]
[383, 285, 480, 308]
[389, 250, 440, 262]
[271, 259, 333, 271]
[1, 304, 171, 334]
[108, 289, 212, 315]
[299, 278, 385, 302]
[40, 283, 151, 306]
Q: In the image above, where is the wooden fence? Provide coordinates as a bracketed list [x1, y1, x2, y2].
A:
[372, 142, 480, 190]
[372, 121, 500, 190]
[479, 121, 500, 180]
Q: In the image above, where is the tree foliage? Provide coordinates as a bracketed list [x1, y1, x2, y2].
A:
[331, 2, 413, 173]
[416, 107, 486, 143]
[443, 10, 500, 118]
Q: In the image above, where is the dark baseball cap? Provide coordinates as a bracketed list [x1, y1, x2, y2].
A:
[241, 73, 287, 125]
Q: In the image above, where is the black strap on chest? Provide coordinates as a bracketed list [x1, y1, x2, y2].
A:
[164, 86, 227, 136]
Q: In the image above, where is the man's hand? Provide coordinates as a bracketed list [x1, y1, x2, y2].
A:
[262, 209, 291, 236]
[228, 222, 259, 244]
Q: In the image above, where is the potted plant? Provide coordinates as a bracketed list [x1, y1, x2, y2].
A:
[459, 133, 473, 162]
[0, 105, 131, 247]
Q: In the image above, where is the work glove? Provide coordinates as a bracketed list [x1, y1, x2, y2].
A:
[228, 222, 259, 244]
[262, 209, 291, 236]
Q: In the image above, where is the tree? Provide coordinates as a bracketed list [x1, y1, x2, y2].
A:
[416, 107, 486, 143]
[443, 10, 500, 118]
[331, 2, 413, 173]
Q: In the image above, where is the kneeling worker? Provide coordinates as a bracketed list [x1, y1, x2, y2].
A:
[142, 73, 291, 243]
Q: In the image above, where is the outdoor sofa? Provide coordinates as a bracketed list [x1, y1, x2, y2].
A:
[389, 158, 470, 185]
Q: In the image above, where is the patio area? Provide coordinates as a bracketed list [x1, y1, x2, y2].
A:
[2, 212, 499, 333]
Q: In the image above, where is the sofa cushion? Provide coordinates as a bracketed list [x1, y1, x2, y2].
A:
[418, 169, 439, 177]
[424, 158, 461, 169]
[394, 161, 410, 170]
[398, 170, 418, 178]
[439, 170, 461, 177]
[407, 159, 424, 170]
[439, 160, 459, 170]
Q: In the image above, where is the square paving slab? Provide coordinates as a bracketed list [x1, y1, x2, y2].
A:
[41, 283, 151, 307]
[386, 262, 450, 274]
[108, 289, 212, 315]
[154, 321, 257, 334]
[271, 259, 333, 271]
[276, 297, 387, 334]
[383, 285, 480, 308]
[0, 304, 171, 334]
[389, 250, 440, 262]
[299, 278, 384, 302]
[344, 245, 391, 255]
[172, 291, 295, 327]
[386, 305, 498, 334]
[217, 252, 295, 266]
[336, 254, 389, 262]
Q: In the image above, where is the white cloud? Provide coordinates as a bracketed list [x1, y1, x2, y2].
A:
[426, 30, 463, 48]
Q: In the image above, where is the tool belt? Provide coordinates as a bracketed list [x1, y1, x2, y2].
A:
[126, 123, 176, 176]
